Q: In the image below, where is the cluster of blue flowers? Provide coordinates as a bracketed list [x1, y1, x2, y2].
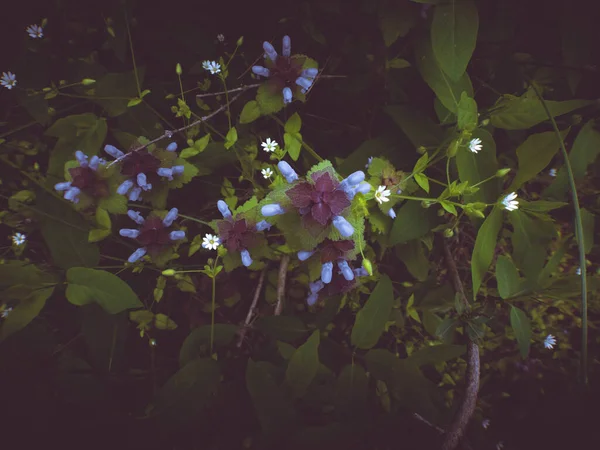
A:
[54, 150, 107, 204]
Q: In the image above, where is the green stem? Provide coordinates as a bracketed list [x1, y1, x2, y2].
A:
[530, 82, 588, 386]
[210, 255, 220, 355]
[125, 10, 142, 97]
[220, 75, 232, 130]
[446, 157, 452, 187]
[269, 115, 323, 162]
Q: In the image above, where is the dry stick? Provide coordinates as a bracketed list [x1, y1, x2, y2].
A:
[196, 83, 261, 99]
[441, 239, 481, 450]
[274, 255, 290, 316]
[237, 268, 267, 348]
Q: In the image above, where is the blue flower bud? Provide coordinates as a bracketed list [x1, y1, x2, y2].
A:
[157, 168, 174, 180]
[321, 262, 333, 284]
[166, 142, 178, 152]
[309, 280, 325, 294]
[128, 247, 147, 263]
[355, 182, 371, 195]
[387, 208, 396, 219]
[252, 66, 270, 77]
[137, 173, 152, 191]
[127, 210, 145, 225]
[295, 77, 313, 91]
[120, 229, 140, 239]
[75, 150, 88, 167]
[332, 216, 354, 237]
[117, 179, 134, 195]
[89, 156, 101, 171]
[354, 268, 369, 278]
[104, 144, 125, 159]
[298, 250, 315, 261]
[282, 35, 291, 57]
[169, 230, 186, 241]
[282, 87, 293, 104]
[128, 187, 142, 201]
[338, 260, 355, 281]
[171, 165, 184, 175]
[263, 41, 277, 62]
[306, 293, 319, 306]
[339, 171, 365, 195]
[55, 181, 72, 191]
[241, 249, 253, 267]
[396, 188, 402, 194]
[217, 199, 232, 219]
[163, 208, 178, 227]
[255, 220, 272, 232]
[277, 161, 299, 183]
[301, 68, 318, 79]
[261, 203, 285, 217]
[64, 187, 81, 203]
[347, 171, 365, 186]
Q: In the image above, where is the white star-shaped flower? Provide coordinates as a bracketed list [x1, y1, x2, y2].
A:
[202, 233, 220, 250]
[1, 72, 17, 90]
[543, 334, 556, 350]
[365, 156, 373, 169]
[1, 307, 13, 319]
[501, 192, 519, 211]
[469, 138, 482, 153]
[374, 185, 391, 204]
[11, 232, 26, 246]
[26, 24, 44, 39]
[549, 168, 557, 177]
[202, 61, 221, 75]
[217, 34, 225, 42]
[482, 419, 491, 429]
[576, 267, 582, 276]
[261, 167, 273, 179]
[261, 138, 278, 153]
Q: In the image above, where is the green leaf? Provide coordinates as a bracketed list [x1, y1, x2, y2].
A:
[0, 261, 57, 289]
[456, 130, 499, 204]
[180, 134, 211, 159]
[0, 287, 54, 341]
[255, 316, 309, 342]
[510, 306, 531, 358]
[407, 344, 466, 367]
[414, 173, 430, 193]
[490, 87, 592, 130]
[390, 201, 438, 245]
[384, 105, 444, 148]
[284, 132, 303, 161]
[387, 58, 411, 69]
[127, 98, 142, 107]
[256, 83, 284, 115]
[334, 364, 368, 421]
[379, 2, 415, 47]
[284, 112, 302, 133]
[435, 318, 457, 343]
[520, 201, 568, 213]
[510, 129, 569, 190]
[457, 91, 478, 130]
[431, 0, 479, 81]
[471, 206, 503, 298]
[95, 207, 111, 229]
[90, 69, 146, 117]
[224, 127, 238, 150]
[415, 32, 474, 113]
[496, 255, 520, 299]
[509, 211, 556, 280]
[155, 313, 177, 330]
[413, 153, 429, 173]
[580, 209, 594, 254]
[66, 268, 143, 314]
[351, 275, 394, 349]
[285, 330, 320, 398]
[239, 100, 261, 124]
[396, 240, 429, 281]
[179, 324, 238, 367]
[88, 228, 111, 243]
[440, 200, 457, 215]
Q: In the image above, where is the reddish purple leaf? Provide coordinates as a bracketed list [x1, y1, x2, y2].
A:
[286, 182, 313, 208]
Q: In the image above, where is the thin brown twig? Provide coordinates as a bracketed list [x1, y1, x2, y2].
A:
[196, 83, 261, 99]
[274, 255, 290, 316]
[441, 239, 480, 450]
[237, 268, 267, 348]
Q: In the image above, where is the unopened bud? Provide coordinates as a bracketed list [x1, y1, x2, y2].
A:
[417, 146, 427, 154]
[496, 168, 511, 178]
[443, 228, 454, 238]
[81, 78, 96, 86]
[176, 63, 182, 75]
[481, 118, 490, 126]
[162, 269, 176, 276]
[362, 259, 374, 276]
[236, 36, 244, 46]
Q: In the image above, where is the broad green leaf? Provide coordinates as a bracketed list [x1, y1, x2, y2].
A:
[440, 200, 457, 215]
[519, 201, 568, 213]
[490, 87, 592, 130]
[407, 344, 466, 367]
[471, 206, 503, 298]
[384, 105, 444, 148]
[255, 316, 309, 342]
[414, 173, 430, 192]
[127, 98, 142, 107]
[334, 364, 368, 421]
[396, 240, 429, 281]
[580, 209, 594, 254]
[435, 318, 458, 343]
[239, 100, 261, 124]
[0, 261, 56, 289]
[284, 132, 303, 161]
[387, 58, 411, 69]
[88, 228, 111, 243]
[415, 32, 474, 113]
[256, 83, 284, 115]
[180, 134, 211, 158]
[510, 130, 569, 190]
[379, 2, 415, 47]
[537, 237, 570, 288]
[413, 153, 429, 173]
[66, 267, 143, 314]
[351, 275, 394, 349]
[390, 201, 438, 245]
[457, 91, 478, 130]
[90, 69, 145, 117]
[431, 0, 479, 81]
[95, 207, 111, 230]
[509, 211, 556, 278]
[496, 255, 520, 299]
[510, 306, 531, 358]
[284, 113, 302, 133]
[224, 127, 238, 150]
[179, 324, 238, 367]
[0, 287, 54, 341]
[285, 330, 320, 398]
[155, 313, 177, 330]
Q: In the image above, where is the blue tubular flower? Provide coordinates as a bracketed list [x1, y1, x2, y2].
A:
[338, 260, 355, 281]
[339, 171, 365, 194]
[282, 35, 291, 58]
[310, 280, 325, 294]
[64, 187, 81, 203]
[255, 220, 272, 232]
[295, 76, 313, 94]
[120, 229, 140, 239]
[241, 249, 253, 267]
[277, 161, 299, 183]
[217, 200, 232, 219]
[55, 150, 109, 204]
[387, 208, 396, 219]
[137, 173, 152, 191]
[252, 66, 271, 77]
[128, 187, 142, 201]
[156, 165, 184, 181]
[332, 216, 354, 237]
[128, 247, 147, 263]
[75, 151, 89, 167]
[169, 230, 186, 241]
[298, 250, 315, 261]
[128, 210, 145, 225]
[117, 179, 134, 195]
[353, 268, 369, 278]
[263, 41, 278, 62]
[301, 68, 318, 79]
[166, 142, 178, 152]
[282, 87, 293, 104]
[356, 182, 371, 195]
[104, 144, 125, 159]
[162, 208, 179, 227]
[306, 293, 319, 306]
[261, 203, 285, 217]
[321, 261, 333, 284]
[89, 156, 104, 171]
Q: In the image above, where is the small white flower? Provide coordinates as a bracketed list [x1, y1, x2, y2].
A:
[261, 167, 273, 179]
[469, 138, 482, 153]
[549, 168, 557, 177]
[365, 156, 373, 169]
[543, 334, 556, 350]
[12, 232, 26, 246]
[1, 307, 13, 319]
[482, 419, 491, 429]
[374, 185, 391, 204]
[576, 267, 582, 276]
[501, 192, 519, 211]
[202, 61, 221, 75]
[26, 24, 44, 39]
[217, 34, 225, 42]
[202, 233, 220, 250]
[496, 442, 504, 450]
[261, 138, 278, 153]
[1, 72, 17, 90]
